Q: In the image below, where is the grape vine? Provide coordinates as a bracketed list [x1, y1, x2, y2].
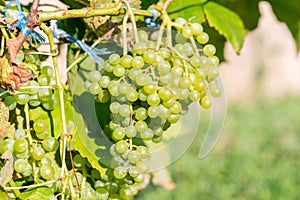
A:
[0, 0, 226, 199]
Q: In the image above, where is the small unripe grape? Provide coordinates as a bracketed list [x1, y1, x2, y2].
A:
[136, 146, 149, 159]
[200, 95, 212, 109]
[115, 140, 129, 154]
[147, 93, 160, 106]
[136, 161, 149, 173]
[197, 32, 209, 44]
[127, 150, 141, 164]
[135, 107, 148, 121]
[203, 44, 216, 57]
[126, 87, 139, 102]
[41, 66, 54, 78]
[140, 128, 154, 140]
[88, 82, 101, 95]
[98, 75, 110, 88]
[175, 17, 187, 26]
[113, 65, 126, 77]
[133, 42, 147, 55]
[87, 71, 101, 82]
[14, 159, 28, 173]
[13, 138, 28, 153]
[207, 66, 219, 80]
[15, 93, 29, 105]
[108, 53, 120, 65]
[37, 74, 50, 86]
[158, 48, 171, 59]
[73, 154, 86, 168]
[175, 32, 187, 44]
[143, 51, 156, 64]
[40, 164, 55, 180]
[191, 23, 203, 35]
[131, 56, 144, 69]
[143, 82, 157, 94]
[181, 25, 193, 38]
[14, 129, 26, 139]
[113, 166, 127, 179]
[97, 90, 110, 103]
[31, 146, 45, 161]
[118, 104, 131, 117]
[138, 30, 149, 42]
[42, 137, 59, 152]
[120, 55, 133, 68]
[128, 166, 140, 178]
[125, 125, 137, 138]
[112, 127, 125, 140]
[179, 76, 192, 89]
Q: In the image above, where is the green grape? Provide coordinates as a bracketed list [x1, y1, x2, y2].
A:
[14, 149, 29, 159]
[191, 23, 203, 35]
[210, 56, 220, 66]
[40, 157, 51, 165]
[138, 30, 149, 42]
[138, 88, 147, 101]
[95, 188, 109, 200]
[110, 102, 120, 114]
[203, 44, 216, 57]
[42, 95, 57, 110]
[158, 87, 173, 101]
[200, 95, 212, 109]
[40, 164, 55, 180]
[38, 88, 52, 102]
[113, 166, 127, 179]
[167, 113, 180, 124]
[136, 161, 149, 173]
[158, 48, 171, 59]
[147, 106, 160, 118]
[147, 93, 160, 106]
[120, 186, 134, 200]
[109, 121, 120, 130]
[127, 151, 141, 164]
[89, 82, 101, 95]
[15, 93, 29, 105]
[97, 90, 110, 103]
[22, 162, 32, 177]
[98, 75, 111, 88]
[120, 55, 133, 68]
[0, 138, 14, 153]
[152, 135, 163, 143]
[4, 96, 17, 110]
[135, 107, 148, 121]
[118, 104, 131, 117]
[171, 66, 184, 76]
[108, 82, 120, 97]
[140, 128, 154, 140]
[170, 101, 182, 114]
[38, 74, 50, 86]
[175, 32, 187, 44]
[181, 25, 193, 38]
[112, 127, 125, 141]
[41, 66, 54, 78]
[183, 42, 194, 57]
[36, 129, 50, 140]
[128, 166, 140, 178]
[87, 70, 101, 82]
[14, 129, 26, 139]
[131, 56, 144, 69]
[42, 137, 59, 152]
[190, 55, 202, 68]
[175, 17, 186, 26]
[143, 82, 157, 94]
[29, 94, 41, 107]
[33, 119, 48, 133]
[207, 66, 219, 80]
[31, 146, 45, 160]
[14, 159, 28, 173]
[125, 124, 137, 138]
[163, 97, 176, 108]
[115, 140, 129, 154]
[189, 90, 201, 101]
[146, 40, 156, 49]
[118, 82, 130, 95]
[136, 146, 149, 159]
[157, 62, 171, 75]
[113, 65, 126, 77]
[126, 87, 139, 102]
[13, 138, 28, 153]
[135, 121, 147, 133]
[128, 69, 142, 81]
[143, 51, 156, 64]
[196, 32, 209, 44]
[194, 78, 207, 92]
[105, 63, 114, 72]
[174, 43, 184, 53]
[73, 154, 86, 168]
[108, 53, 120, 65]
[179, 76, 192, 89]
[133, 42, 147, 55]
[135, 73, 152, 86]
[210, 83, 222, 97]
[158, 105, 171, 119]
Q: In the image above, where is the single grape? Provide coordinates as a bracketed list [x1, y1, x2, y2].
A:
[113, 65, 126, 77]
[157, 62, 171, 76]
[131, 56, 144, 69]
[170, 101, 182, 114]
[136, 161, 149, 173]
[118, 82, 130, 95]
[87, 71, 101, 82]
[143, 51, 156, 64]
[135, 73, 152, 86]
[115, 140, 129, 154]
[14, 129, 26, 139]
[194, 78, 207, 92]
[133, 42, 147, 55]
[38, 88, 52, 102]
[137, 30, 149, 42]
[15, 93, 29, 105]
[0, 138, 14, 153]
[14, 149, 29, 159]
[112, 127, 126, 141]
[189, 90, 201, 101]
[167, 113, 180, 124]
[158, 48, 171, 59]
[29, 94, 41, 107]
[134, 173, 144, 184]
[143, 82, 157, 94]
[41, 66, 54, 78]
[118, 104, 131, 117]
[181, 25, 193, 38]
[38, 74, 50, 86]
[210, 83, 222, 97]
[175, 17, 186, 26]
[139, 128, 154, 140]
[73, 154, 86, 168]
[108, 54, 120, 65]
[135, 120, 148, 133]
[33, 119, 48, 133]
[127, 151, 141, 164]
[40, 164, 55, 180]
[96, 188, 109, 200]
[196, 32, 209, 44]
[98, 75, 111, 88]
[203, 44, 216, 57]
[179, 76, 192, 89]
[13, 138, 28, 153]
[14, 159, 28, 173]
[108, 82, 121, 97]
[128, 166, 140, 178]
[40, 157, 51, 165]
[28, 80, 39, 94]
[120, 54, 133, 68]
[125, 124, 137, 138]
[135, 107, 148, 121]
[147, 105, 160, 118]
[120, 186, 134, 200]
[147, 93, 160, 106]
[158, 87, 173, 101]
[36, 129, 50, 140]
[136, 146, 149, 159]
[88, 82, 101, 95]
[191, 23, 203, 35]
[42, 137, 59, 152]
[200, 95, 212, 109]
[207, 66, 219, 80]
[113, 166, 127, 179]
[31, 146, 46, 161]
[4, 96, 17, 110]
[126, 87, 139, 102]
[97, 90, 110, 103]
[110, 102, 120, 113]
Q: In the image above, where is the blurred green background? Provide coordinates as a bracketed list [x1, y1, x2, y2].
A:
[136, 96, 300, 199]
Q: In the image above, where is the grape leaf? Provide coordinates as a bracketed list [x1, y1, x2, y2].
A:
[0, 151, 13, 188]
[68, 53, 108, 177]
[0, 189, 9, 200]
[18, 187, 54, 200]
[167, 0, 206, 23]
[203, 1, 245, 53]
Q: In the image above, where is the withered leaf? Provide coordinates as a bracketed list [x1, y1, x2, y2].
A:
[0, 101, 10, 139]
[0, 56, 32, 91]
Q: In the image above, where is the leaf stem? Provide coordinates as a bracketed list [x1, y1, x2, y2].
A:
[122, 12, 130, 55]
[6, 179, 59, 190]
[122, 0, 139, 44]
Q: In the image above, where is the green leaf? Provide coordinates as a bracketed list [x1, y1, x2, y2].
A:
[204, 1, 246, 53]
[18, 187, 54, 200]
[0, 151, 13, 188]
[167, 0, 207, 23]
[0, 189, 10, 200]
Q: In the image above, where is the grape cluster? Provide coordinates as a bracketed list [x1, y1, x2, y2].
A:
[0, 128, 59, 180]
[4, 65, 57, 111]
[83, 17, 222, 198]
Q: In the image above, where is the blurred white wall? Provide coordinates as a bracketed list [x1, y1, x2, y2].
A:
[220, 1, 300, 104]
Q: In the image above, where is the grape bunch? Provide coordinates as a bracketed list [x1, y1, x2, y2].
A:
[83, 16, 222, 198]
[4, 65, 57, 111]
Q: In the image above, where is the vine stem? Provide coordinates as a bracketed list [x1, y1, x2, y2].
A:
[40, 23, 72, 200]
[122, 0, 139, 43]
[122, 12, 130, 55]
[5, 179, 59, 190]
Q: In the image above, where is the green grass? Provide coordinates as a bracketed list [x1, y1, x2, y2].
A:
[136, 96, 300, 200]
